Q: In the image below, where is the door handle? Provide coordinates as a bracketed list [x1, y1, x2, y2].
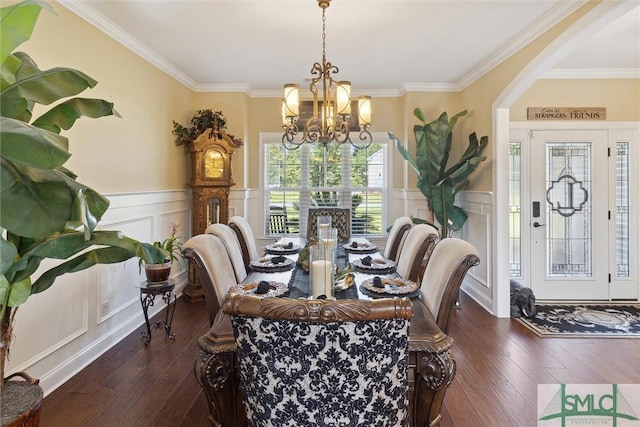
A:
[533, 221, 545, 228]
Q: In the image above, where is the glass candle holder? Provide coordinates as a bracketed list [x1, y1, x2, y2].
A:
[310, 245, 335, 299]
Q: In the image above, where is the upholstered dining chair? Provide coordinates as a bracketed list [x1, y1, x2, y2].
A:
[205, 223, 247, 283]
[183, 234, 238, 326]
[223, 295, 413, 427]
[394, 223, 439, 282]
[229, 216, 260, 270]
[306, 207, 351, 242]
[383, 216, 413, 261]
[419, 238, 480, 334]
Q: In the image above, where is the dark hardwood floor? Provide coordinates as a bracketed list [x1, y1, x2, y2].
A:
[41, 292, 640, 427]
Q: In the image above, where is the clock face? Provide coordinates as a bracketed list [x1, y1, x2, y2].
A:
[204, 149, 225, 178]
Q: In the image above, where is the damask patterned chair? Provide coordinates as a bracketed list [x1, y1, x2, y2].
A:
[183, 234, 238, 326]
[229, 216, 261, 270]
[306, 207, 351, 242]
[223, 295, 413, 427]
[383, 216, 413, 261]
[395, 223, 439, 282]
[419, 237, 480, 334]
[205, 223, 247, 283]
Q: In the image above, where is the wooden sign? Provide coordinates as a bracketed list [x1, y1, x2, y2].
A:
[527, 107, 606, 121]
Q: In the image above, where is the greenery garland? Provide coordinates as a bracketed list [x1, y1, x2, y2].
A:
[172, 109, 242, 146]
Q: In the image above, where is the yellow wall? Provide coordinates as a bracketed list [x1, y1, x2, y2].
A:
[22, 2, 194, 193]
[510, 79, 640, 121]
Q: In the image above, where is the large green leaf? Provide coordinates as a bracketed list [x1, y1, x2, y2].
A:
[32, 98, 119, 134]
[389, 133, 419, 174]
[0, 235, 17, 275]
[0, 117, 70, 168]
[31, 240, 167, 294]
[1, 159, 71, 238]
[1, 67, 98, 119]
[0, 1, 50, 66]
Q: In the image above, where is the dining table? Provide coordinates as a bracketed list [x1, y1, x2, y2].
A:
[193, 237, 456, 427]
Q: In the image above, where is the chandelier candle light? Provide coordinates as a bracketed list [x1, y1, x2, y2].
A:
[281, 0, 372, 149]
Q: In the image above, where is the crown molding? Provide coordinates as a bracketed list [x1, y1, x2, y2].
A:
[456, 0, 588, 91]
[541, 68, 640, 79]
[402, 83, 461, 93]
[194, 83, 252, 93]
[58, 0, 198, 90]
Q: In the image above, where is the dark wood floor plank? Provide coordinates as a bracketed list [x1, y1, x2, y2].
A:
[41, 293, 640, 427]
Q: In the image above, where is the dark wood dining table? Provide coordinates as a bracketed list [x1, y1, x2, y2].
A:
[194, 237, 456, 427]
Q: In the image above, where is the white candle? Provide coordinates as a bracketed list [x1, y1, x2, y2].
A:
[311, 259, 332, 298]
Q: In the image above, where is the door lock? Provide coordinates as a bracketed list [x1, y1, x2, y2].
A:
[533, 221, 545, 228]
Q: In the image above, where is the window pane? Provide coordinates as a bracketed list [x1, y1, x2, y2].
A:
[616, 142, 630, 278]
[309, 144, 342, 188]
[509, 141, 521, 276]
[350, 143, 384, 186]
[352, 191, 383, 235]
[267, 144, 301, 188]
[267, 191, 301, 235]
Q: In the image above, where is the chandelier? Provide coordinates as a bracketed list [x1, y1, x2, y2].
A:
[281, 0, 372, 149]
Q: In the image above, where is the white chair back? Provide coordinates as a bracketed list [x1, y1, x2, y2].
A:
[395, 223, 439, 282]
[383, 216, 413, 261]
[228, 216, 260, 268]
[206, 223, 247, 283]
[420, 238, 480, 333]
[183, 234, 238, 325]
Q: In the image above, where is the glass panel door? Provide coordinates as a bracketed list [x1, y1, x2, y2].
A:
[529, 131, 609, 300]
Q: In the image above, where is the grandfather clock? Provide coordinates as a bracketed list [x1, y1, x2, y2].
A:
[183, 125, 239, 302]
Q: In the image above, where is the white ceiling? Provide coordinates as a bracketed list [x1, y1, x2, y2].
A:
[61, 0, 640, 96]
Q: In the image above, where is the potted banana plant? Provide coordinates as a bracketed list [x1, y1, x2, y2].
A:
[0, 2, 165, 423]
[389, 109, 488, 239]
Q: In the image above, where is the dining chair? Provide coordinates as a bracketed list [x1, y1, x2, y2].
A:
[183, 234, 238, 326]
[268, 205, 289, 234]
[394, 223, 439, 282]
[228, 216, 260, 270]
[223, 295, 413, 427]
[383, 216, 413, 261]
[306, 207, 351, 242]
[205, 223, 247, 283]
[419, 237, 480, 334]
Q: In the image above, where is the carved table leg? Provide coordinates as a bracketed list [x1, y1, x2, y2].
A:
[194, 350, 246, 427]
[413, 349, 457, 427]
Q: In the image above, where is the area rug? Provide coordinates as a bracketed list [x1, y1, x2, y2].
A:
[515, 303, 640, 338]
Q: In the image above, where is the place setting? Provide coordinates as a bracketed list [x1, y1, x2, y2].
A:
[343, 241, 378, 254]
[351, 255, 396, 274]
[249, 255, 296, 272]
[229, 280, 289, 298]
[264, 241, 302, 254]
[359, 276, 421, 299]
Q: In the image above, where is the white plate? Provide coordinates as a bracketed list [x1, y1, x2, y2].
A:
[360, 277, 419, 296]
[343, 242, 378, 253]
[352, 257, 396, 272]
[229, 281, 289, 298]
[250, 256, 295, 271]
[264, 243, 302, 254]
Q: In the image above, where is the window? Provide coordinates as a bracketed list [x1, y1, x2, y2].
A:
[262, 133, 389, 238]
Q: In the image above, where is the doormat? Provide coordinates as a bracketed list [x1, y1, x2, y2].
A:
[515, 303, 640, 338]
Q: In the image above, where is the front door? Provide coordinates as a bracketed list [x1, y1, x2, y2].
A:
[528, 130, 610, 299]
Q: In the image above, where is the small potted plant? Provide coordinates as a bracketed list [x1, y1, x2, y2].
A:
[140, 222, 185, 283]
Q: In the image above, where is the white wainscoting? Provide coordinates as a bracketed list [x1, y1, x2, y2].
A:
[6, 190, 191, 395]
[457, 191, 494, 314]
